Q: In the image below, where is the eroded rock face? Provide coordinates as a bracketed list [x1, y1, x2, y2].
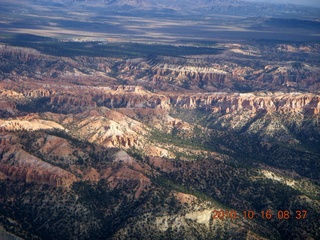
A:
[117, 47, 320, 92]
[24, 89, 53, 98]
[0, 100, 19, 117]
[0, 134, 17, 146]
[0, 44, 319, 240]
[92, 87, 171, 110]
[104, 165, 151, 198]
[171, 92, 320, 114]
[0, 130, 152, 196]
[0, 117, 65, 132]
[0, 145, 77, 187]
[61, 107, 149, 148]
[50, 94, 97, 109]
[1, 43, 320, 92]
[1, 81, 319, 152]
[150, 64, 229, 88]
[7, 82, 320, 117]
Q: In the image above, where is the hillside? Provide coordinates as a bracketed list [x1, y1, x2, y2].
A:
[0, 43, 319, 239]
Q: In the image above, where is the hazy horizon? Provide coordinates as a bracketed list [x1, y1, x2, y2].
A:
[244, 0, 320, 7]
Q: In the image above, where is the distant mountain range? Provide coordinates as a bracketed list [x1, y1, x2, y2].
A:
[244, 0, 320, 8]
[26, 0, 319, 17]
[56, 0, 320, 8]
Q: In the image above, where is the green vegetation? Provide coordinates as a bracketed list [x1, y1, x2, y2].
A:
[17, 97, 51, 113]
[160, 157, 320, 239]
[127, 147, 144, 161]
[153, 176, 227, 208]
[150, 127, 208, 151]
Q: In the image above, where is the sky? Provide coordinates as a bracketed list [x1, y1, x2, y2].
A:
[244, 0, 320, 7]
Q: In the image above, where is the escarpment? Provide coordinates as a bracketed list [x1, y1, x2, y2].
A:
[11, 85, 171, 114]
[24, 89, 54, 98]
[171, 92, 320, 115]
[151, 65, 229, 87]
[2, 44, 319, 92]
[9, 82, 320, 117]
[0, 42, 319, 240]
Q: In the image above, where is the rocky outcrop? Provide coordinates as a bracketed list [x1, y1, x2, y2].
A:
[1, 42, 320, 92]
[104, 165, 151, 198]
[151, 65, 229, 86]
[24, 89, 54, 98]
[0, 45, 41, 61]
[92, 89, 171, 110]
[0, 100, 18, 117]
[15, 86, 170, 114]
[49, 95, 97, 109]
[0, 145, 77, 187]
[113, 48, 320, 92]
[109, 135, 138, 148]
[171, 92, 320, 115]
[0, 134, 15, 146]
[0, 117, 65, 132]
[20, 85, 319, 117]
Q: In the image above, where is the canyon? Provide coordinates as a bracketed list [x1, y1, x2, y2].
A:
[0, 41, 319, 239]
[0, 0, 319, 235]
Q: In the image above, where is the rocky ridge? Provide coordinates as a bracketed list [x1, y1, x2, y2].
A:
[1, 43, 319, 92]
[0, 44, 319, 239]
[0, 143, 77, 187]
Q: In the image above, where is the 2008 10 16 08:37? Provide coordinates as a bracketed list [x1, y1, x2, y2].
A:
[212, 209, 307, 220]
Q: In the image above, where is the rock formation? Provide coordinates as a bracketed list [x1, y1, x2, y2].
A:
[0, 145, 77, 187]
[0, 43, 319, 240]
